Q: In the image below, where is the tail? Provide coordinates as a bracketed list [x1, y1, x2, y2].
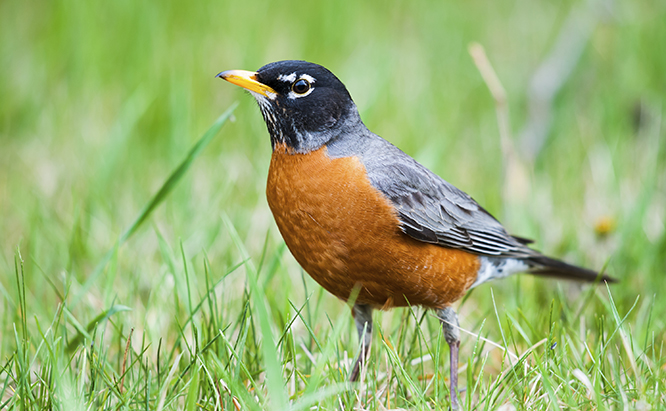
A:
[527, 254, 616, 283]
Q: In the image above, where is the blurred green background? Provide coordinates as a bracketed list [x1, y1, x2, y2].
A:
[1, 0, 665, 408]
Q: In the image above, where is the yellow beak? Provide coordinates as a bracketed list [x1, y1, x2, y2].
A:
[216, 70, 276, 97]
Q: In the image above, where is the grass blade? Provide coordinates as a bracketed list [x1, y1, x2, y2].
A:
[72, 102, 239, 307]
[119, 102, 238, 244]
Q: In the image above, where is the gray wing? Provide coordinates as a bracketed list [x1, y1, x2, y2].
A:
[360, 139, 534, 258]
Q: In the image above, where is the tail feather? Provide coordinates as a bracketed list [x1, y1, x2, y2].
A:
[527, 255, 616, 283]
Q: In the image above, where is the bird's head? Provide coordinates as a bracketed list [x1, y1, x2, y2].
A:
[217, 60, 360, 153]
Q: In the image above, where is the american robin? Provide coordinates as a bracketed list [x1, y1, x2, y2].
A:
[216, 60, 614, 409]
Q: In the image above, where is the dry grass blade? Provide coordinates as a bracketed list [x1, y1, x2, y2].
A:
[468, 42, 530, 206]
[119, 328, 134, 394]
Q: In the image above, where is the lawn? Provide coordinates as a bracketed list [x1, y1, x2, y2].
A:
[1, 0, 665, 409]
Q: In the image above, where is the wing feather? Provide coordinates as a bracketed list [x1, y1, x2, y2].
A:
[362, 141, 535, 259]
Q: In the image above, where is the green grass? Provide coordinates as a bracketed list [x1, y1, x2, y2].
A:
[1, 0, 665, 409]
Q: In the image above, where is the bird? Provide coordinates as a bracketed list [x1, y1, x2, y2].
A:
[216, 60, 614, 409]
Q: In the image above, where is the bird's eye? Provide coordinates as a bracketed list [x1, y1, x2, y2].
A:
[292, 79, 311, 94]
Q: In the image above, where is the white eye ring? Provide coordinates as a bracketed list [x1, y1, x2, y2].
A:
[287, 77, 315, 99]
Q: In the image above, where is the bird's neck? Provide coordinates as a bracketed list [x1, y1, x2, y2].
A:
[267, 107, 367, 155]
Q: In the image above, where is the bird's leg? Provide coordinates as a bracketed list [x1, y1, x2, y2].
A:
[437, 306, 461, 410]
[349, 304, 373, 382]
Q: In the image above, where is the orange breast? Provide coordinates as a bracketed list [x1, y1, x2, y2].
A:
[266, 145, 480, 309]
